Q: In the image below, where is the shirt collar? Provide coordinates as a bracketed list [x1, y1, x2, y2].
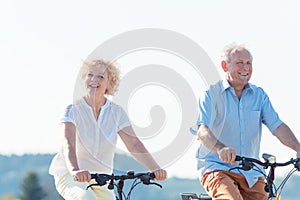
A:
[102, 98, 110, 109]
[81, 97, 111, 110]
[221, 78, 231, 92]
[221, 78, 254, 93]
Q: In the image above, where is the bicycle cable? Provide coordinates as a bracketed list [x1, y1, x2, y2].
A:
[126, 179, 140, 200]
[276, 167, 297, 196]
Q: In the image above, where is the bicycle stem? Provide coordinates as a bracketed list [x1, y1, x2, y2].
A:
[266, 166, 275, 198]
[117, 179, 124, 200]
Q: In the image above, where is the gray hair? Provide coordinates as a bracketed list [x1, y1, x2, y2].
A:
[221, 43, 253, 63]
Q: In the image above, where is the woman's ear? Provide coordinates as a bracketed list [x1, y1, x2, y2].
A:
[221, 60, 228, 72]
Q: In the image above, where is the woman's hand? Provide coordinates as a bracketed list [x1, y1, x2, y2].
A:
[72, 170, 91, 182]
[153, 169, 167, 180]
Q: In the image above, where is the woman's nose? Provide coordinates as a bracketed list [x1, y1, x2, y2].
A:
[91, 76, 100, 81]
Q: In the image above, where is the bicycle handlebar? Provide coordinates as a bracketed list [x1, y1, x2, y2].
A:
[88, 171, 162, 190]
[235, 154, 300, 171]
[234, 154, 300, 198]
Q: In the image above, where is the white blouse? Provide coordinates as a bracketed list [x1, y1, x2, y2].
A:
[49, 98, 131, 177]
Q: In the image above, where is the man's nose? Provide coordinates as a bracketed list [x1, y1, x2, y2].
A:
[242, 63, 251, 70]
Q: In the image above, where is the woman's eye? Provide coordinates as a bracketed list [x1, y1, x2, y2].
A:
[87, 73, 104, 80]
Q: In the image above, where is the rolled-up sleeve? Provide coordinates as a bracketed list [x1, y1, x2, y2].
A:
[60, 104, 76, 125]
[261, 92, 282, 133]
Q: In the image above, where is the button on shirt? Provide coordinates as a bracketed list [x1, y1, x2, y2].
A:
[191, 79, 282, 187]
[49, 98, 131, 177]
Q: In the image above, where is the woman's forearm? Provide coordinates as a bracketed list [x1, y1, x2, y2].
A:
[128, 140, 161, 171]
[62, 122, 80, 173]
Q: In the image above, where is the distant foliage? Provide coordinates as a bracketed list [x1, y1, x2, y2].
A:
[1, 154, 300, 200]
[19, 171, 47, 200]
[0, 194, 14, 200]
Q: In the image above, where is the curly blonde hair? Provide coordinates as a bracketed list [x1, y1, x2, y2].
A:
[81, 59, 120, 95]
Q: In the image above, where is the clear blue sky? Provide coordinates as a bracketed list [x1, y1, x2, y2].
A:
[1, 0, 299, 178]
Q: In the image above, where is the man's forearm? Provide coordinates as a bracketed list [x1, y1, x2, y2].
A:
[197, 125, 226, 153]
[274, 123, 300, 156]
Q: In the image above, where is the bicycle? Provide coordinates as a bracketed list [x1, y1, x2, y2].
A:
[180, 153, 300, 200]
[233, 153, 300, 200]
[87, 170, 162, 200]
[180, 192, 212, 200]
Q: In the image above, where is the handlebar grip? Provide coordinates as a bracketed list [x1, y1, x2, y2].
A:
[234, 155, 254, 170]
[235, 155, 242, 161]
[149, 172, 155, 179]
[139, 172, 156, 185]
[295, 158, 300, 171]
[90, 173, 111, 186]
[91, 174, 96, 179]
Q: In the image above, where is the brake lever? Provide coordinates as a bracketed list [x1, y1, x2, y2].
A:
[87, 183, 99, 190]
[229, 167, 245, 172]
[148, 182, 162, 188]
[242, 159, 254, 170]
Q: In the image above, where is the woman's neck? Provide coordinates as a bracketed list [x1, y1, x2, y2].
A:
[84, 95, 106, 119]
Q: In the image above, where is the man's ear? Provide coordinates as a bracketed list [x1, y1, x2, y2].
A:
[221, 60, 227, 72]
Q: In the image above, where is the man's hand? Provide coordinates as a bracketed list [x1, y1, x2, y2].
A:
[218, 147, 236, 165]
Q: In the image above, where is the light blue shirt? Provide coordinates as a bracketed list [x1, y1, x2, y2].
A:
[191, 79, 282, 187]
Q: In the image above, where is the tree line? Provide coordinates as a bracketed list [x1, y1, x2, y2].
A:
[0, 170, 63, 200]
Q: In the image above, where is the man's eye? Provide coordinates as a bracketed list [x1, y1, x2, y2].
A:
[87, 73, 93, 77]
[97, 75, 104, 79]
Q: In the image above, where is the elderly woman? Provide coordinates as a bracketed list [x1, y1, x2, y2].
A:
[49, 59, 167, 200]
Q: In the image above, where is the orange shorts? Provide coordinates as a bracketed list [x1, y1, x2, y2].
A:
[201, 170, 268, 200]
